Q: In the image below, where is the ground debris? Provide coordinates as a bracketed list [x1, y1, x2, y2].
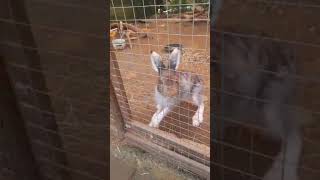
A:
[161, 49, 209, 64]
[110, 142, 203, 180]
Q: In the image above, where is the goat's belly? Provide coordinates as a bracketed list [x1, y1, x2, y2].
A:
[155, 88, 178, 107]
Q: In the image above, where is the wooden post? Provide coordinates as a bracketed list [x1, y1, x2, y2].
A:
[110, 48, 132, 123]
[110, 83, 126, 138]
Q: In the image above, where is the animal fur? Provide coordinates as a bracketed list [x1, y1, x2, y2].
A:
[214, 32, 304, 180]
[149, 48, 205, 128]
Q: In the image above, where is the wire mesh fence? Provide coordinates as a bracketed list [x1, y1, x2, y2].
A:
[1, 0, 107, 180]
[212, 0, 320, 180]
[109, 0, 211, 175]
[1, 0, 320, 179]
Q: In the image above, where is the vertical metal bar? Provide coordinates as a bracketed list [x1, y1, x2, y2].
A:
[219, 30, 225, 180]
[211, 31, 224, 180]
[211, 0, 224, 178]
[211, 0, 222, 27]
[8, 1, 72, 179]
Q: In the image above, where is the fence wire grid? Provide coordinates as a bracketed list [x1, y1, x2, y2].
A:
[1, 0, 320, 180]
[109, 0, 211, 175]
[1, 0, 107, 180]
[212, 0, 320, 180]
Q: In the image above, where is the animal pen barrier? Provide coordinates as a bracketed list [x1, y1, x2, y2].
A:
[110, 0, 211, 178]
[1, 0, 107, 180]
[212, 0, 320, 180]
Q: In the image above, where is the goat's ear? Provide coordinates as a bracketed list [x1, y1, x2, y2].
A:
[150, 51, 164, 73]
[168, 48, 181, 70]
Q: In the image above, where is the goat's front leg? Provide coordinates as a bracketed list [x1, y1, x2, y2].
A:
[149, 105, 171, 128]
[263, 105, 302, 180]
[283, 131, 301, 180]
[191, 92, 204, 127]
[263, 130, 302, 180]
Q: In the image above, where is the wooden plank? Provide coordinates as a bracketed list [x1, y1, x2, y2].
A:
[125, 131, 210, 180]
[128, 120, 210, 158]
[140, 18, 209, 23]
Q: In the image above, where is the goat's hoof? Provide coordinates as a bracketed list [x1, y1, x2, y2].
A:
[192, 115, 203, 127]
[192, 120, 200, 127]
[149, 121, 159, 128]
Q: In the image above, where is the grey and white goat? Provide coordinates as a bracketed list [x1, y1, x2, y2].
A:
[149, 48, 205, 128]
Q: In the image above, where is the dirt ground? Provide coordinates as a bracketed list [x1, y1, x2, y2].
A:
[112, 21, 211, 147]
